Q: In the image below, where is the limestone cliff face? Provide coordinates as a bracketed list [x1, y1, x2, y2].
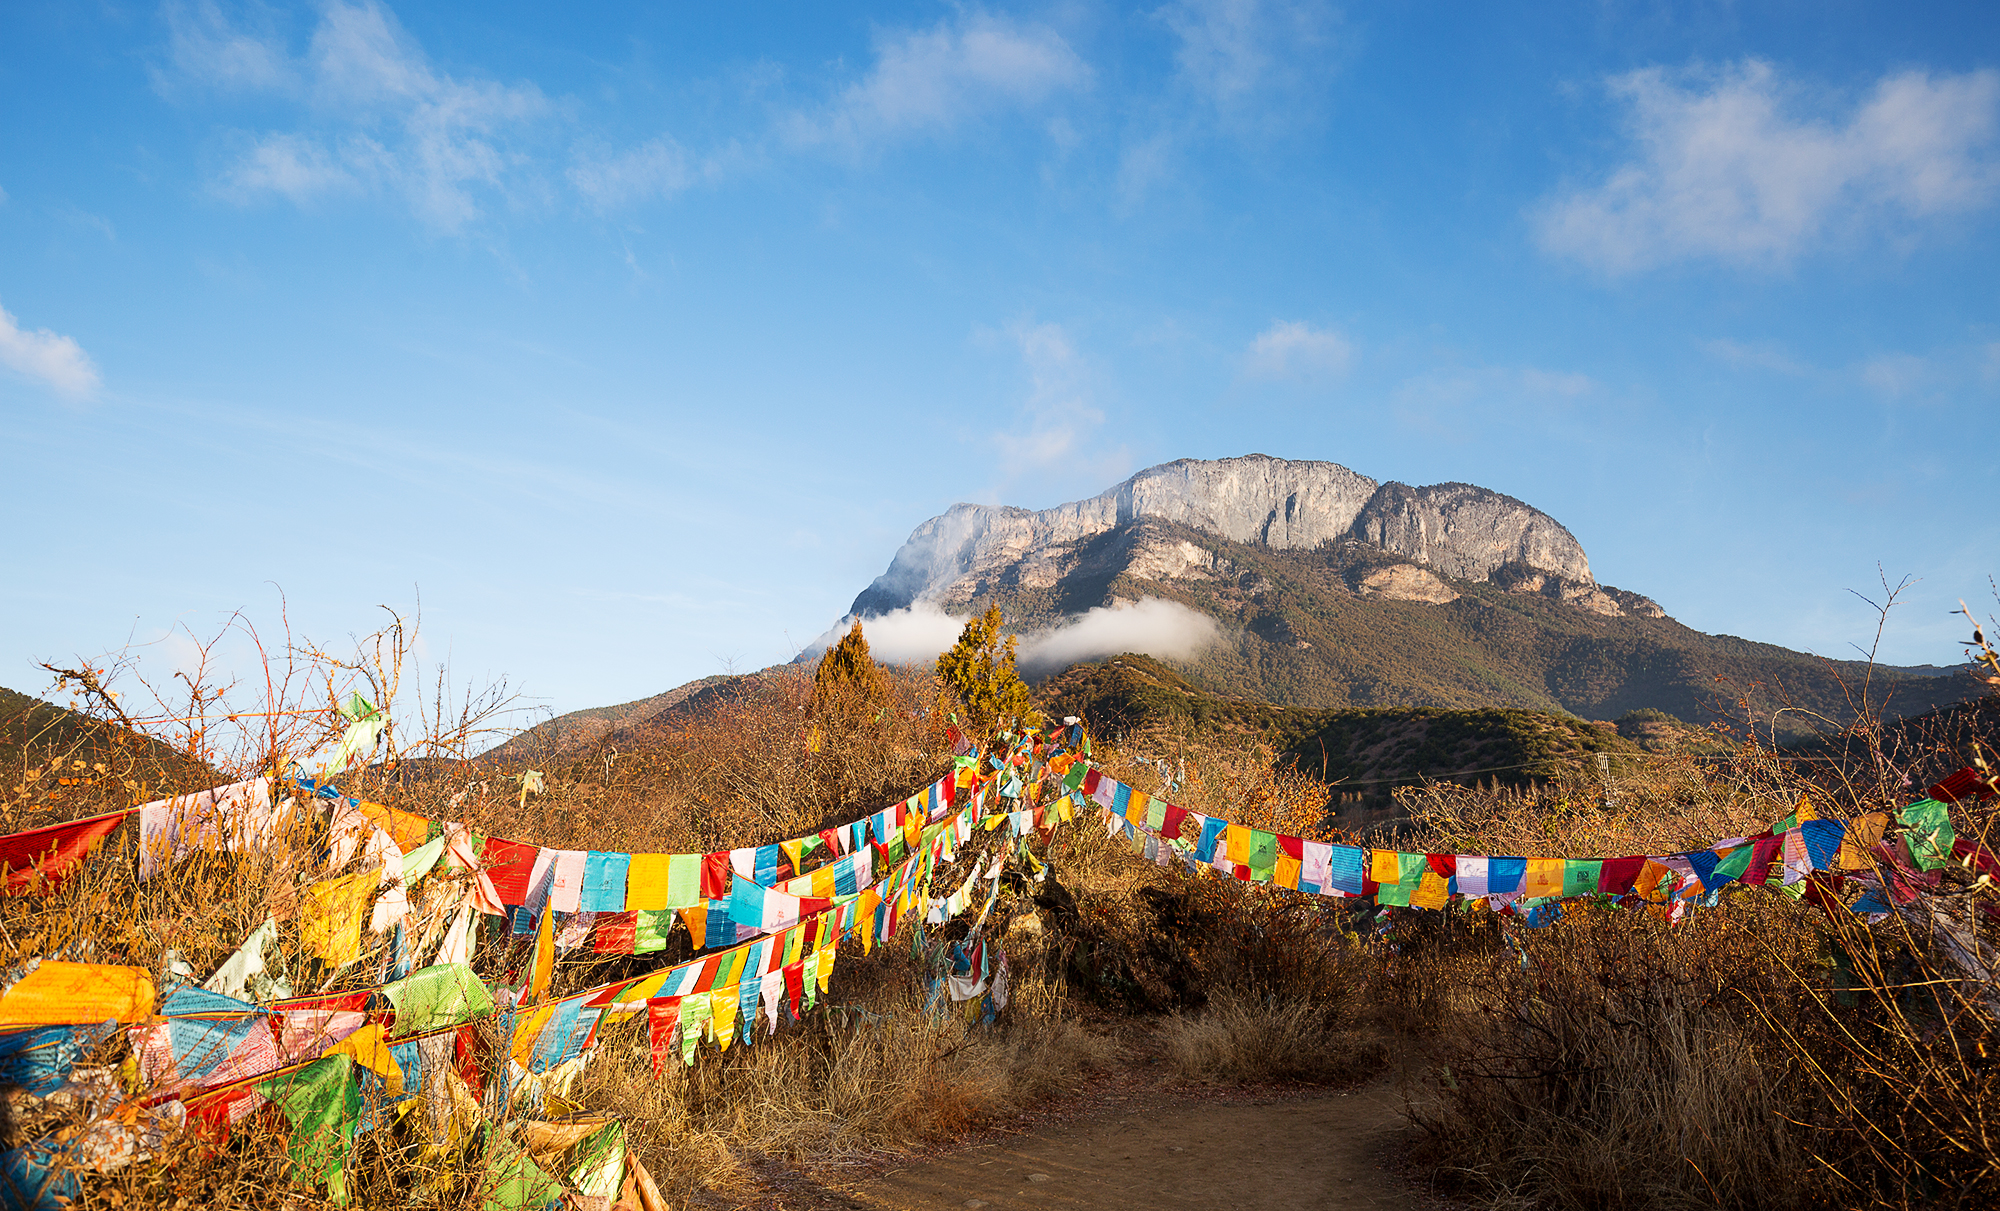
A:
[1348, 482, 1593, 584]
[851, 455, 1597, 615]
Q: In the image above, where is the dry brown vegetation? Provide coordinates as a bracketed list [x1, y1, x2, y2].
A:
[4, 604, 1999, 1210]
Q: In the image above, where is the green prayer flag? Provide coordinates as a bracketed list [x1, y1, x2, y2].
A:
[1562, 860, 1603, 898]
[1396, 852, 1428, 888]
[481, 1130, 565, 1211]
[1900, 797, 1956, 871]
[632, 909, 674, 954]
[401, 833, 448, 885]
[665, 853, 702, 910]
[383, 963, 495, 1035]
[1248, 829, 1279, 881]
[1711, 845, 1756, 883]
[567, 1120, 626, 1199]
[679, 997, 712, 1064]
[255, 1054, 363, 1205]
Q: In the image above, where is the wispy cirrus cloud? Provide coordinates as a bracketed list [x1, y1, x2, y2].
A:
[1118, 1, 1340, 208]
[1537, 60, 2000, 273]
[1243, 320, 1351, 380]
[783, 12, 1090, 152]
[1162, 0, 1339, 117]
[992, 319, 1104, 469]
[0, 297, 100, 398]
[167, 0, 549, 230]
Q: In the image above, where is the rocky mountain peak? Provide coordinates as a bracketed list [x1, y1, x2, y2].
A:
[852, 455, 1599, 616]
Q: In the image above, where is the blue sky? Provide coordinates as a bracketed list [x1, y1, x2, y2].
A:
[4, 0, 1997, 720]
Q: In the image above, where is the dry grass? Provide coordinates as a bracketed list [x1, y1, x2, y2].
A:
[8, 613, 2000, 1210]
[1389, 753, 2000, 1211]
[1160, 990, 1387, 1085]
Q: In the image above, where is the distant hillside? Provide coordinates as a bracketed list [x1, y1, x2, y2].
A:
[479, 674, 748, 767]
[945, 518, 1974, 736]
[2, 684, 215, 819]
[1781, 693, 2000, 793]
[1039, 654, 1672, 827]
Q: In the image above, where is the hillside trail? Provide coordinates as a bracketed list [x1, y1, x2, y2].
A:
[845, 1079, 1432, 1211]
[710, 1041, 1455, 1211]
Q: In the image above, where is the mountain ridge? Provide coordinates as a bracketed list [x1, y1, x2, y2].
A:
[853, 454, 1603, 617]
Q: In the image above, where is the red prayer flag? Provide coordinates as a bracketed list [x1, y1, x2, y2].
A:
[1736, 836, 1785, 887]
[480, 837, 539, 905]
[700, 852, 730, 900]
[647, 997, 682, 1076]
[271, 990, 371, 1014]
[782, 961, 804, 1020]
[593, 911, 638, 954]
[1929, 767, 1994, 802]
[1596, 856, 1648, 894]
[0, 812, 129, 895]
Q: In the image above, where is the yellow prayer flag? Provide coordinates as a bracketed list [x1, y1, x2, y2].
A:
[1411, 870, 1450, 910]
[1837, 812, 1889, 870]
[1522, 858, 1565, 899]
[709, 987, 739, 1050]
[531, 901, 555, 1003]
[1127, 790, 1151, 824]
[511, 1003, 556, 1068]
[1226, 824, 1251, 866]
[1274, 854, 1302, 891]
[331, 1022, 404, 1094]
[624, 854, 675, 911]
[301, 871, 373, 966]
[1369, 849, 1401, 886]
[0, 962, 154, 1025]
[358, 800, 430, 852]
[1634, 860, 1673, 902]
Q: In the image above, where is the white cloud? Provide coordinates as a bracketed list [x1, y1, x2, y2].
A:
[1699, 337, 1812, 376]
[1537, 60, 2000, 273]
[184, 1, 547, 230]
[991, 320, 1104, 470]
[568, 137, 691, 210]
[1244, 320, 1351, 380]
[0, 299, 100, 398]
[162, 0, 295, 93]
[1017, 598, 1220, 674]
[223, 131, 365, 203]
[809, 597, 1220, 675]
[785, 13, 1090, 150]
[806, 603, 969, 667]
[1163, 0, 1335, 110]
[1858, 352, 1930, 397]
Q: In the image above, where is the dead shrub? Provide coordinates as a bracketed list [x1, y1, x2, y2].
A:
[1161, 989, 1386, 1084]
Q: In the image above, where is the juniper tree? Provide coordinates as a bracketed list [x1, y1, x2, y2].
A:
[935, 605, 1040, 731]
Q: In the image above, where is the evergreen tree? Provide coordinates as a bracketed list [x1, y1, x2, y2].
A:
[814, 620, 890, 710]
[935, 605, 1040, 730]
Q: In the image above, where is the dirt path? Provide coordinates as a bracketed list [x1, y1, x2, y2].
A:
[843, 1082, 1431, 1211]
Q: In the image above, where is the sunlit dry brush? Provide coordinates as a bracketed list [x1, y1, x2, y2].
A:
[1387, 737, 2000, 1210]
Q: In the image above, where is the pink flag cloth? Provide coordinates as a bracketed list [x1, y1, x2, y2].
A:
[549, 849, 589, 914]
